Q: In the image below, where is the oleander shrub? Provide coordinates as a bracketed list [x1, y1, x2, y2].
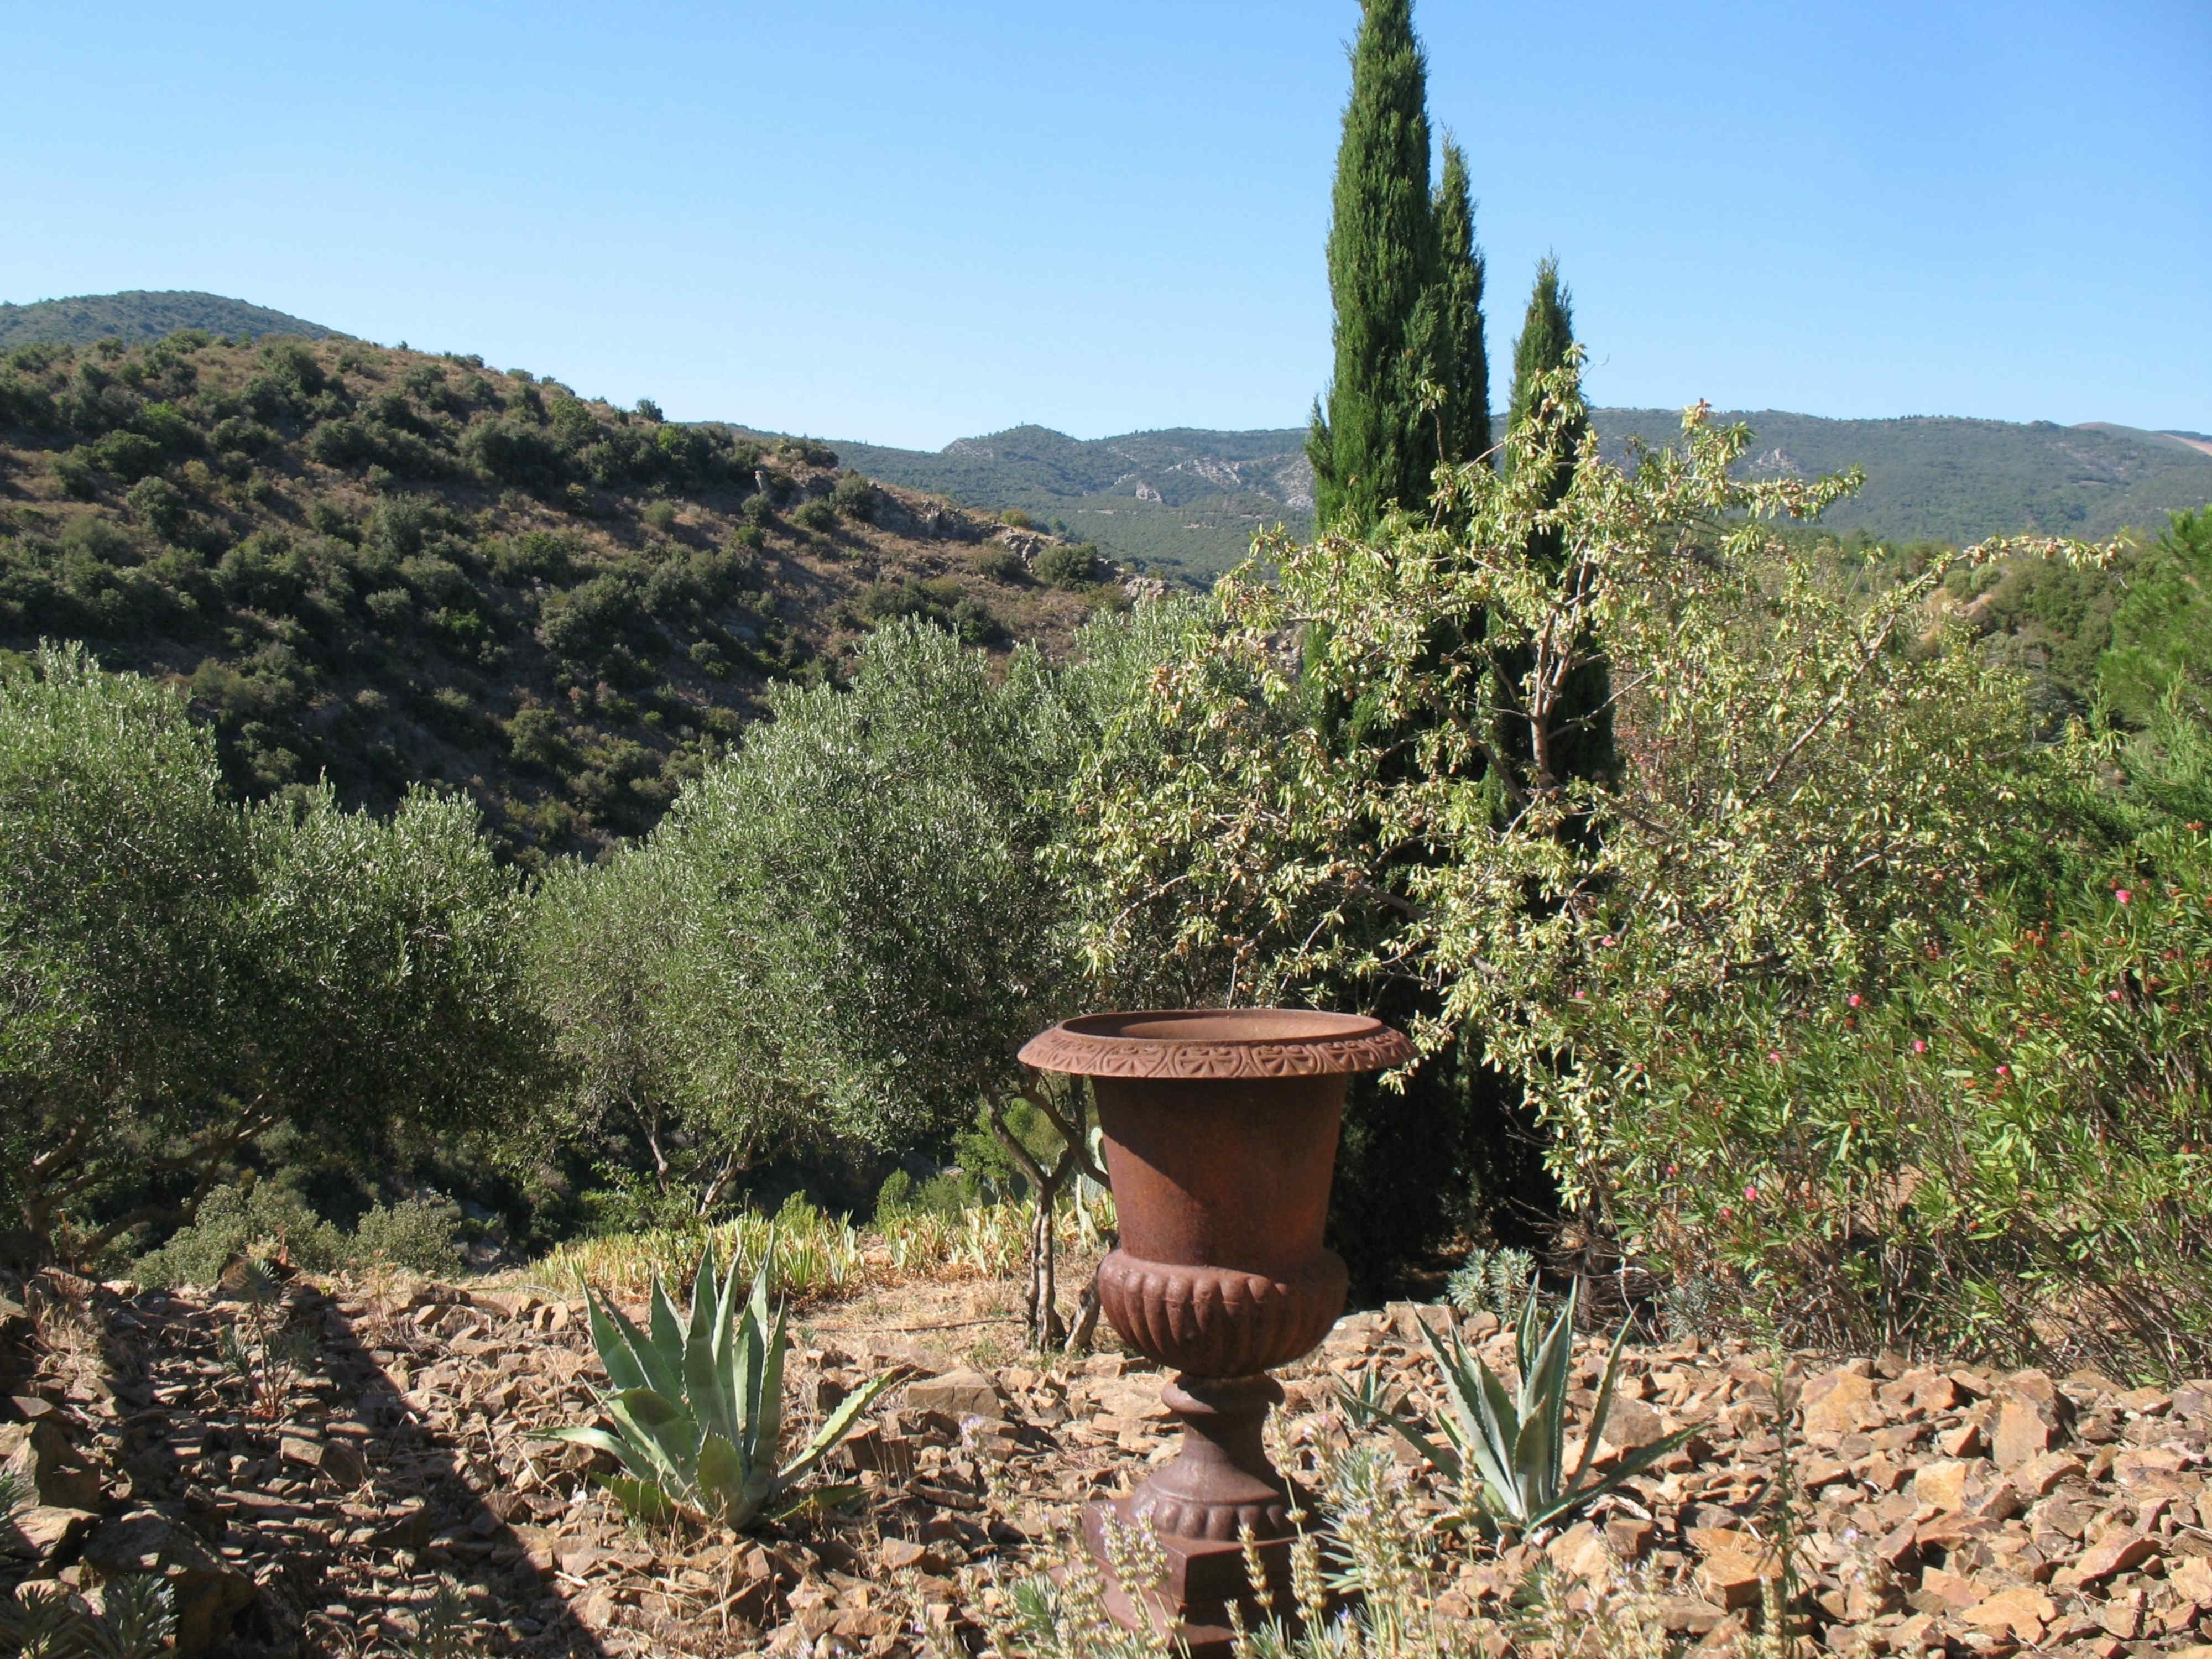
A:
[1614, 822, 2212, 1376]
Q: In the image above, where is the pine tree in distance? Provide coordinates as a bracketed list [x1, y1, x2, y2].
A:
[1308, 0, 1437, 532]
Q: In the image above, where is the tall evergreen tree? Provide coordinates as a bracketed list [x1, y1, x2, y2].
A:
[1507, 254, 1579, 453]
[1423, 137, 1490, 468]
[1501, 256, 1616, 794]
[1308, 0, 1436, 532]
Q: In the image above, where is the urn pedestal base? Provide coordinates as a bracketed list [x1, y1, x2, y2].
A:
[1082, 1495, 1297, 1657]
[1082, 1374, 1304, 1657]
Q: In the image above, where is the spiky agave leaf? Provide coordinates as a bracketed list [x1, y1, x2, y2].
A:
[777, 1368, 900, 1486]
[583, 1282, 682, 1401]
[685, 1246, 741, 1455]
[602, 1387, 697, 1491]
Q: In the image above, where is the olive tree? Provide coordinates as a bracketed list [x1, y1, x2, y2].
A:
[0, 644, 549, 1262]
[660, 618, 1102, 1343]
[526, 838, 804, 1220]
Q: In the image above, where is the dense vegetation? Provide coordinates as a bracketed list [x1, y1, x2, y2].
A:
[0, 290, 333, 349]
[0, 330, 1113, 862]
[9, 344, 2207, 1379]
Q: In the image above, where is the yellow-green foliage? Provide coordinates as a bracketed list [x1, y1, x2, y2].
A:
[531, 1191, 1115, 1305]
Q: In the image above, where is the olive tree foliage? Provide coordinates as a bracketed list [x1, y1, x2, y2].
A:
[1064, 356, 2106, 1230]
[625, 619, 1103, 1343]
[526, 839, 802, 1220]
[0, 644, 549, 1262]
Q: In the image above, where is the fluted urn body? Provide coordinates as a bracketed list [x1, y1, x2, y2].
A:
[1019, 1009, 1413, 1650]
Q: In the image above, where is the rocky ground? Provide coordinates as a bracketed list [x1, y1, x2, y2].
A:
[4, 1264, 2212, 1657]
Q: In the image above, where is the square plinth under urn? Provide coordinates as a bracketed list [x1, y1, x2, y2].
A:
[1081, 1494, 1299, 1656]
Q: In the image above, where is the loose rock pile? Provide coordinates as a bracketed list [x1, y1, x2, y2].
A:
[4, 1270, 2211, 1657]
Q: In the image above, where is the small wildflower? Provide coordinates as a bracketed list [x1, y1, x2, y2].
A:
[1912, 1039, 1927, 1053]
[1996, 1063, 2010, 1077]
[2117, 889, 2133, 905]
[1744, 1183, 1759, 1203]
[1666, 1162, 1680, 1177]
[1848, 993, 1862, 1008]
[1719, 1205, 1734, 1222]
[1767, 1049, 1782, 1063]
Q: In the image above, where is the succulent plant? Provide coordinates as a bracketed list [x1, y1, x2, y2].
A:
[1348, 1277, 1693, 1541]
[540, 1243, 894, 1527]
[1443, 1245, 1540, 1322]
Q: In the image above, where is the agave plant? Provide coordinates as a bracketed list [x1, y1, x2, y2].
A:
[538, 1243, 895, 1527]
[1348, 1277, 1693, 1542]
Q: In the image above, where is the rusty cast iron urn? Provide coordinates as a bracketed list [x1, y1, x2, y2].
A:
[1019, 1008, 1413, 1650]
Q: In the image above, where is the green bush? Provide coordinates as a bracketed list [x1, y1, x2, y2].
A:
[364, 587, 414, 630]
[491, 529, 576, 584]
[50, 450, 97, 499]
[1031, 542, 1102, 588]
[351, 1194, 464, 1273]
[642, 498, 679, 533]
[93, 431, 166, 482]
[998, 508, 1036, 530]
[974, 547, 1026, 583]
[829, 469, 878, 523]
[874, 1168, 978, 1220]
[774, 437, 837, 469]
[134, 1181, 346, 1286]
[791, 498, 837, 534]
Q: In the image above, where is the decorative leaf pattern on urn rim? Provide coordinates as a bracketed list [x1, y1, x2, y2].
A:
[1019, 1009, 1415, 1079]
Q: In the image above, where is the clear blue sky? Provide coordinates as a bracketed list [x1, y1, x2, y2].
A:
[5, 2, 2205, 448]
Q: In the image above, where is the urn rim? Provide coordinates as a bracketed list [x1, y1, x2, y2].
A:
[1019, 1007, 1414, 1079]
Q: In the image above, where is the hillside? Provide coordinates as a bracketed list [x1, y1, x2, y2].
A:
[0, 289, 337, 349]
[1596, 408, 2212, 548]
[0, 330, 1124, 864]
[828, 423, 1311, 583]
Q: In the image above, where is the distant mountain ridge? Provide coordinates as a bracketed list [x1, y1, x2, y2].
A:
[830, 425, 1313, 580]
[837, 409, 2212, 578]
[6, 291, 2203, 578]
[0, 290, 336, 350]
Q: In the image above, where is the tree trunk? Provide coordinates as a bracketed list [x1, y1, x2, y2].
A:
[992, 1076, 1113, 1352]
[1063, 1265, 1103, 1355]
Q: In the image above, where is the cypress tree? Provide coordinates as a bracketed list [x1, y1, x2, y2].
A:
[1501, 255, 1616, 794]
[1308, 0, 1436, 532]
[1507, 254, 1579, 452]
[1424, 137, 1490, 467]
